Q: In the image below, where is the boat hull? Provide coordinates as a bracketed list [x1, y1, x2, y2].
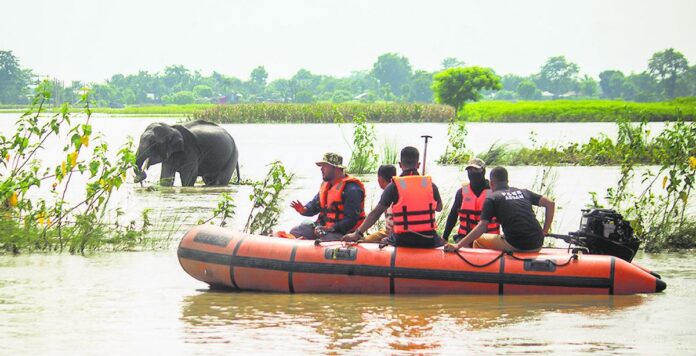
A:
[178, 225, 666, 295]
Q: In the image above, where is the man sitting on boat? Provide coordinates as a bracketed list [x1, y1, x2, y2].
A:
[343, 146, 445, 248]
[289, 152, 366, 241]
[363, 164, 397, 242]
[442, 157, 500, 243]
[444, 166, 555, 253]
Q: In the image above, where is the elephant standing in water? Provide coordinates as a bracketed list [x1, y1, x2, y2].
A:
[133, 120, 239, 186]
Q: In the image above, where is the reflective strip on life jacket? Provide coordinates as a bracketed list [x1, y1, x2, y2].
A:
[317, 176, 366, 232]
[391, 175, 437, 235]
[457, 185, 500, 236]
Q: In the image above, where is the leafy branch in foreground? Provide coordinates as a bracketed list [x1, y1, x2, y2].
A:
[0, 81, 154, 254]
[243, 161, 294, 235]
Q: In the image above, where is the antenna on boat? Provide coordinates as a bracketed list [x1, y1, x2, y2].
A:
[420, 135, 432, 175]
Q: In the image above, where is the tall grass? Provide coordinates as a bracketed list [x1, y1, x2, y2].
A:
[194, 103, 455, 123]
[381, 140, 398, 165]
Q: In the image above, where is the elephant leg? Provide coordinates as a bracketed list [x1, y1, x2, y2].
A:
[160, 164, 176, 186]
[206, 157, 236, 186]
[179, 166, 199, 187]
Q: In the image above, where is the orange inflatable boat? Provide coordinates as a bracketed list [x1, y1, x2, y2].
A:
[178, 225, 666, 295]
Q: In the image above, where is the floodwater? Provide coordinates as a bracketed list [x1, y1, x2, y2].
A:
[1, 115, 694, 354]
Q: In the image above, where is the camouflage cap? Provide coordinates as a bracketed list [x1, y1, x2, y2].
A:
[465, 157, 486, 170]
[315, 152, 345, 169]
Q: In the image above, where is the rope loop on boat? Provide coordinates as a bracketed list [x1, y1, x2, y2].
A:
[453, 250, 579, 268]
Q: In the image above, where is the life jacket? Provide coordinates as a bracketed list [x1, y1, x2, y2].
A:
[318, 176, 366, 232]
[391, 175, 437, 235]
[458, 184, 500, 236]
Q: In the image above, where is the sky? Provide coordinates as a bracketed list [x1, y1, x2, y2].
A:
[1, 0, 695, 83]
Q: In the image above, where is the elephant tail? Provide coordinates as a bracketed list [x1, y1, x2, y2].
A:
[236, 162, 241, 184]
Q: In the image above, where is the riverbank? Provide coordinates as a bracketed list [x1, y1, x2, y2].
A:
[3, 99, 694, 122]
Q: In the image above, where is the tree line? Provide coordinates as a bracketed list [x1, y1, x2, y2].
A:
[0, 49, 694, 107]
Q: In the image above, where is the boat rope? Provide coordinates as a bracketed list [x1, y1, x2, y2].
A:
[453, 249, 579, 268]
[453, 250, 506, 268]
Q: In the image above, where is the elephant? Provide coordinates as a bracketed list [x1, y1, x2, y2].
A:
[133, 119, 239, 186]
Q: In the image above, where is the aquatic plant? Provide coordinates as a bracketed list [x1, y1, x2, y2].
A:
[380, 140, 398, 165]
[243, 161, 294, 235]
[198, 193, 236, 227]
[437, 116, 471, 164]
[591, 118, 696, 251]
[347, 114, 378, 174]
[0, 81, 154, 254]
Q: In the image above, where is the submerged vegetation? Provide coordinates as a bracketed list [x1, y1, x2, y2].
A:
[347, 115, 378, 174]
[443, 115, 692, 166]
[0, 82, 165, 254]
[243, 161, 295, 235]
[590, 119, 696, 252]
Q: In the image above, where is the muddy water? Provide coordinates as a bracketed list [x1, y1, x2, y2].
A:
[1, 115, 694, 353]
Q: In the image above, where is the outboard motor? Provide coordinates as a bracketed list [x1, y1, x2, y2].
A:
[552, 209, 641, 262]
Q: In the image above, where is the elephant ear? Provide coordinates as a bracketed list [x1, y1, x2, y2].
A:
[166, 127, 185, 157]
[170, 125, 200, 156]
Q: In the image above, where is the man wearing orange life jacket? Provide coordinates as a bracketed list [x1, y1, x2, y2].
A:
[289, 152, 366, 241]
[442, 158, 500, 242]
[343, 146, 445, 248]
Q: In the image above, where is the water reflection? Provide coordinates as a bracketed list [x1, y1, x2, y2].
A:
[181, 291, 644, 352]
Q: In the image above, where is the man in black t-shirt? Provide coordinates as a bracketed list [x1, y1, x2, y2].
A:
[444, 166, 555, 253]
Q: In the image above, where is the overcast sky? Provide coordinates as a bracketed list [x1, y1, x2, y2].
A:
[1, 0, 694, 83]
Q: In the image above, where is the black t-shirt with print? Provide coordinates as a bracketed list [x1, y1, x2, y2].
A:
[480, 186, 544, 250]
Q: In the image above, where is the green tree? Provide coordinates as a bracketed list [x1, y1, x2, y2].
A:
[250, 66, 268, 88]
[432, 66, 501, 111]
[371, 53, 412, 97]
[578, 75, 599, 97]
[406, 70, 434, 102]
[168, 91, 195, 105]
[441, 57, 466, 69]
[598, 70, 625, 99]
[516, 80, 537, 100]
[331, 90, 354, 103]
[193, 84, 213, 98]
[0, 50, 31, 104]
[535, 56, 579, 97]
[648, 48, 689, 98]
[625, 72, 661, 102]
[501, 74, 526, 92]
[163, 65, 192, 92]
[294, 90, 314, 103]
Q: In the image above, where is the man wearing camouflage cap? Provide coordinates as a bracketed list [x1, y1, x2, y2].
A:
[442, 157, 500, 243]
[288, 152, 366, 241]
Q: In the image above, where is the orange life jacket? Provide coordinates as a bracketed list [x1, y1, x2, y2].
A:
[458, 184, 500, 236]
[318, 176, 366, 232]
[391, 175, 437, 235]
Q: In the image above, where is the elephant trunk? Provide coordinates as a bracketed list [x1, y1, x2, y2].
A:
[134, 152, 150, 183]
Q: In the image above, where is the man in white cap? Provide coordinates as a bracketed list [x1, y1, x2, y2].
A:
[288, 152, 366, 241]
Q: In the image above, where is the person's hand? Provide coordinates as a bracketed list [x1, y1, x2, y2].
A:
[385, 219, 394, 233]
[290, 200, 306, 214]
[314, 225, 327, 238]
[342, 232, 361, 242]
[443, 243, 460, 252]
